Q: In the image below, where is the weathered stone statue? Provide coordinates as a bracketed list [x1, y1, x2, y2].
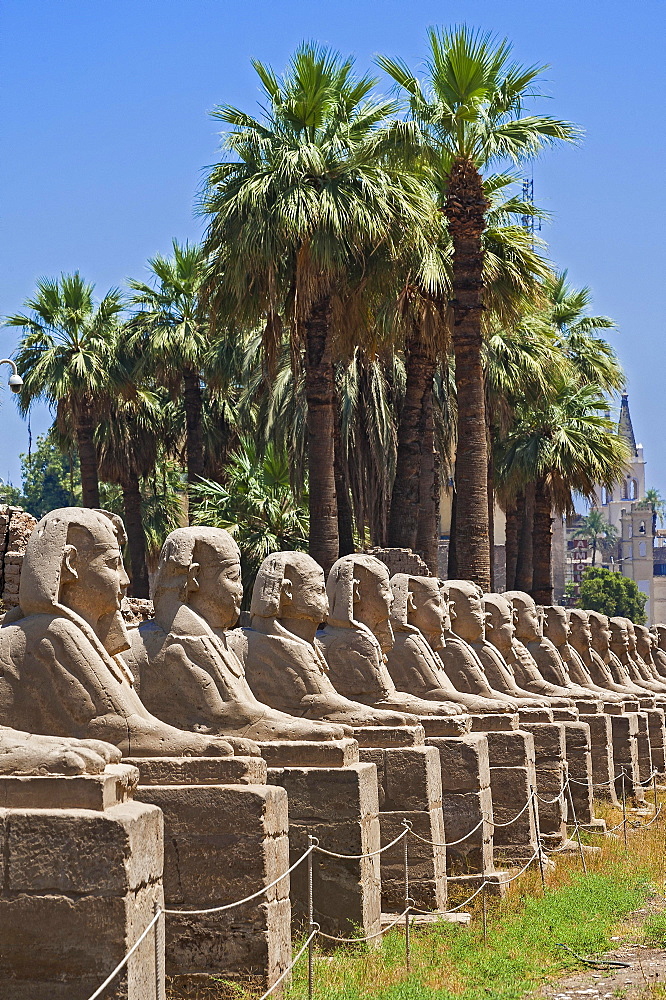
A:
[612, 617, 666, 695]
[568, 608, 638, 697]
[542, 605, 624, 703]
[483, 593, 573, 707]
[445, 580, 547, 709]
[635, 624, 666, 685]
[501, 591, 579, 703]
[651, 624, 666, 678]
[0, 508, 236, 757]
[503, 592, 597, 703]
[128, 530, 348, 741]
[0, 726, 121, 774]
[318, 554, 468, 718]
[386, 574, 509, 714]
[230, 550, 411, 728]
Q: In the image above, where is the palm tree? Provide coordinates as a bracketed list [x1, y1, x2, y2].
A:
[378, 26, 579, 589]
[646, 488, 666, 528]
[201, 42, 430, 574]
[498, 377, 628, 604]
[572, 508, 618, 566]
[128, 240, 210, 489]
[6, 274, 124, 506]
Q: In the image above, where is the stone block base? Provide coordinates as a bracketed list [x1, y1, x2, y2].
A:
[563, 722, 594, 826]
[580, 715, 619, 805]
[636, 712, 654, 783]
[0, 770, 163, 1000]
[484, 730, 538, 863]
[135, 781, 290, 991]
[645, 708, 666, 775]
[427, 734, 494, 875]
[520, 722, 568, 848]
[611, 714, 644, 803]
[268, 763, 381, 939]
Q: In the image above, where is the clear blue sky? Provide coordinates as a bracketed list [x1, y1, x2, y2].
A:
[1, 0, 665, 493]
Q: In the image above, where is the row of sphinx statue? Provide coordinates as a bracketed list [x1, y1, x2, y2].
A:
[1, 507, 666, 776]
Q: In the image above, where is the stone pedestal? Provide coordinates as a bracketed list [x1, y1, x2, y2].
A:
[576, 709, 619, 805]
[0, 764, 164, 1000]
[426, 734, 494, 877]
[520, 722, 568, 849]
[484, 728, 539, 864]
[645, 708, 666, 776]
[269, 761, 381, 940]
[636, 712, 654, 784]
[357, 735, 446, 913]
[562, 721, 595, 827]
[131, 756, 291, 993]
[610, 714, 644, 803]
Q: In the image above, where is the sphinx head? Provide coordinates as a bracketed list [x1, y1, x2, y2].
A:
[251, 551, 328, 626]
[153, 527, 242, 630]
[634, 624, 653, 661]
[653, 624, 666, 652]
[624, 618, 639, 656]
[609, 616, 630, 657]
[327, 554, 394, 652]
[446, 580, 486, 642]
[391, 574, 445, 645]
[483, 593, 515, 658]
[542, 605, 570, 647]
[504, 591, 541, 642]
[19, 507, 131, 654]
[588, 610, 612, 656]
[568, 608, 593, 654]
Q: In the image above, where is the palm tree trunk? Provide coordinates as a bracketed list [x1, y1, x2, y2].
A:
[447, 486, 458, 579]
[334, 401, 355, 556]
[122, 471, 150, 599]
[531, 476, 553, 605]
[415, 380, 439, 574]
[591, 537, 597, 566]
[388, 320, 435, 550]
[76, 400, 100, 508]
[304, 294, 339, 575]
[487, 453, 495, 591]
[183, 368, 205, 485]
[505, 494, 521, 591]
[446, 158, 491, 590]
[516, 482, 535, 593]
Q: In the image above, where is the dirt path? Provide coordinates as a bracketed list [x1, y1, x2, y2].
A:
[537, 899, 666, 1000]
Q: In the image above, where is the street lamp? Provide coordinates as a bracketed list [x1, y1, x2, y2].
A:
[0, 359, 23, 394]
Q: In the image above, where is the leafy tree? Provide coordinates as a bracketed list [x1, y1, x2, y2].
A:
[190, 437, 308, 606]
[6, 273, 124, 506]
[646, 488, 666, 528]
[572, 509, 618, 565]
[19, 433, 80, 518]
[0, 481, 25, 506]
[378, 26, 579, 588]
[577, 566, 648, 624]
[202, 42, 429, 573]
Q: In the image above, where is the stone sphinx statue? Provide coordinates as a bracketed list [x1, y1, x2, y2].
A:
[568, 608, 637, 697]
[589, 610, 646, 696]
[385, 574, 509, 714]
[542, 605, 624, 703]
[0, 508, 235, 757]
[128, 530, 347, 742]
[0, 726, 121, 775]
[651, 625, 666, 679]
[483, 593, 573, 707]
[625, 619, 666, 694]
[635, 624, 661, 677]
[229, 550, 411, 728]
[445, 580, 546, 709]
[608, 616, 662, 696]
[318, 554, 467, 718]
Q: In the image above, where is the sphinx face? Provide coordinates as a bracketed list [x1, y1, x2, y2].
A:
[514, 599, 541, 642]
[656, 625, 666, 651]
[484, 598, 514, 657]
[635, 625, 653, 660]
[61, 523, 129, 620]
[625, 620, 639, 656]
[568, 611, 593, 650]
[543, 607, 570, 646]
[284, 559, 329, 624]
[409, 579, 445, 642]
[190, 538, 243, 630]
[450, 583, 486, 641]
[609, 619, 630, 656]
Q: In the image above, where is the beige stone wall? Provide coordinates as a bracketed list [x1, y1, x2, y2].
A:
[366, 547, 431, 578]
[0, 505, 37, 609]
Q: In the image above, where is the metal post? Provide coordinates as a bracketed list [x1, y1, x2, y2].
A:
[481, 850, 488, 945]
[653, 771, 659, 816]
[308, 836, 315, 1000]
[154, 901, 165, 1000]
[566, 782, 587, 875]
[403, 830, 410, 971]
[529, 785, 546, 893]
[621, 771, 628, 849]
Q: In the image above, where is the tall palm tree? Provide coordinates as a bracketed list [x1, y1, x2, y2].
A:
[6, 273, 124, 506]
[498, 377, 628, 604]
[572, 509, 618, 566]
[201, 42, 429, 574]
[128, 240, 210, 488]
[378, 26, 579, 589]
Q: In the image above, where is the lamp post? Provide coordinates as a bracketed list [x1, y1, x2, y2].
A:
[0, 360, 23, 394]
